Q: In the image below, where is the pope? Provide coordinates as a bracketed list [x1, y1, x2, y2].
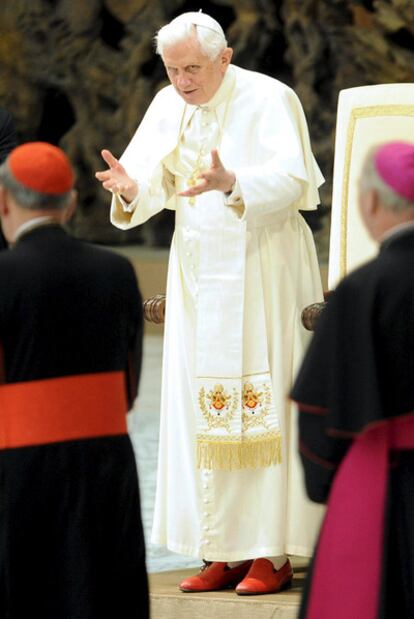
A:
[96, 11, 325, 595]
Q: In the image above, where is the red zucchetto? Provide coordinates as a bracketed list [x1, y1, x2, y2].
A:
[374, 141, 414, 202]
[8, 142, 74, 195]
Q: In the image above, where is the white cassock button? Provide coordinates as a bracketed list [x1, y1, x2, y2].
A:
[203, 498, 209, 504]
[204, 512, 210, 518]
[204, 526, 210, 532]
[203, 483, 208, 489]
[204, 540, 210, 545]
[186, 252, 190, 256]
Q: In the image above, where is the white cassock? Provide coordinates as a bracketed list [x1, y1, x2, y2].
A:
[111, 65, 325, 560]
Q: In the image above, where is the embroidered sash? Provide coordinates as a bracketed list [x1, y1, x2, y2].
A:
[195, 223, 281, 470]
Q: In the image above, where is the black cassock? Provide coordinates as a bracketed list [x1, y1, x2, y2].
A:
[292, 226, 414, 619]
[0, 108, 18, 251]
[0, 225, 148, 618]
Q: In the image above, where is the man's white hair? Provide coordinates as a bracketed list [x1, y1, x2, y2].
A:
[0, 161, 72, 211]
[360, 145, 414, 213]
[155, 12, 228, 61]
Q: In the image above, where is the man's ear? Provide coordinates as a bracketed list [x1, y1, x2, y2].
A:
[359, 187, 382, 241]
[0, 186, 10, 217]
[368, 188, 381, 216]
[220, 47, 233, 72]
[61, 189, 77, 224]
[360, 187, 378, 219]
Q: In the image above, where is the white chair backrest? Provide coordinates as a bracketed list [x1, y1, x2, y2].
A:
[328, 83, 414, 289]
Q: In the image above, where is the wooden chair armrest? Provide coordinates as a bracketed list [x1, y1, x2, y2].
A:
[301, 302, 327, 331]
[143, 294, 166, 324]
[301, 292, 331, 331]
[144, 293, 330, 331]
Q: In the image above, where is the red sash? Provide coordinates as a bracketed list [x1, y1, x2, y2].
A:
[0, 371, 127, 449]
[307, 413, 414, 619]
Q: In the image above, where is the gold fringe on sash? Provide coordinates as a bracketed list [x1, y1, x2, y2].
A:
[196, 432, 282, 470]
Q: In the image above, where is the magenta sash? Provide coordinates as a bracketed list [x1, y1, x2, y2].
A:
[307, 413, 414, 619]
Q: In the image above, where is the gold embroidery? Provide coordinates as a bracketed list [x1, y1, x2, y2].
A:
[242, 382, 271, 431]
[340, 104, 414, 278]
[197, 431, 279, 443]
[199, 384, 238, 432]
[197, 430, 282, 470]
[184, 75, 236, 206]
[243, 382, 262, 409]
[187, 163, 202, 206]
[208, 384, 231, 410]
[197, 374, 280, 470]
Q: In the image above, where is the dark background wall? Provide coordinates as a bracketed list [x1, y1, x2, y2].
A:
[1, 0, 413, 258]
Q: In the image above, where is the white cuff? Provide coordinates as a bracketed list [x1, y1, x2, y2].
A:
[114, 181, 143, 213]
[117, 190, 139, 213]
[224, 179, 243, 207]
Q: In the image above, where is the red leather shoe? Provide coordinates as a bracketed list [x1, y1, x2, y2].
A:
[179, 560, 253, 592]
[235, 558, 293, 595]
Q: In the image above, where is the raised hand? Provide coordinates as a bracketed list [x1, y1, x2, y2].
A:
[95, 149, 139, 204]
[178, 149, 235, 198]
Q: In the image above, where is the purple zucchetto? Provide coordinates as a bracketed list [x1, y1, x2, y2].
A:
[374, 141, 414, 201]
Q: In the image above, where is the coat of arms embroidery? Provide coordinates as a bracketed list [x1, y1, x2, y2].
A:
[208, 384, 231, 411]
[198, 384, 238, 432]
[243, 382, 263, 409]
[242, 381, 272, 430]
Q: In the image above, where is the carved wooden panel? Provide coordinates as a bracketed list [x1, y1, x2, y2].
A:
[0, 0, 413, 253]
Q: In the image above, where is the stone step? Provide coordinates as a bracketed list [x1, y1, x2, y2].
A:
[149, 558, 308, 618]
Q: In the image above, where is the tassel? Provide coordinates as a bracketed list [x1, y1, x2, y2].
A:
[197, 432, 282, 470]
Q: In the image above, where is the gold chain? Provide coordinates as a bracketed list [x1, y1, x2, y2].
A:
[183, 73, 235, 206]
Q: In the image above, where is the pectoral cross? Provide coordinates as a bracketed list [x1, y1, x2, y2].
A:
[187, 166, 201, 206]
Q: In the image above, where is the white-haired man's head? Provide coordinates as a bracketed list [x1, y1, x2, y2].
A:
[155, 12, 233, 106]
[359, 141, 414, 241]
[155, 12, 227, 60]
[0, 142, 76, 243]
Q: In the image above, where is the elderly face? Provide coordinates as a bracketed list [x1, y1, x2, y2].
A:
[162, 36, 232, 105]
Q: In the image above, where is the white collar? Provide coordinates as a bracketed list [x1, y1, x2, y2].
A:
[199, 65, 235, 111]
[13, 216, 61, 243]
[180, 65, 236, 136]
[380, 221, 414, 245]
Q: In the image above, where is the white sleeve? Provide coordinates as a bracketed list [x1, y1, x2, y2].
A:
[117, 192, 140, 213]
[110, 166, 176, 230]
[226, 86, 323, 222]
[224, 172, 302, 220]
